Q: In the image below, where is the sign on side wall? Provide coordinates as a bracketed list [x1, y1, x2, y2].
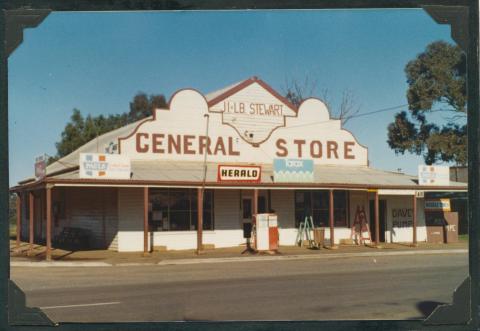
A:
[425, 199, 451, 212]
[34, 155, 47, 179]
[273, 158, 314, 183]
[418, 165, 450, 185]
[217, 165, 261, 183]
[80, 153, 131, 179]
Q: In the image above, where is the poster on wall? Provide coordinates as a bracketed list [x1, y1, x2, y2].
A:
[79, 153, 131, 179]
[418, 165, 450, 185]
[273, 158, 314, 183]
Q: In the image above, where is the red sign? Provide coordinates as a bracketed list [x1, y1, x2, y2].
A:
[217, 165, 261, 183]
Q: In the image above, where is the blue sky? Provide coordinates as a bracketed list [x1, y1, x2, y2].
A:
[8, 9, 456, 185]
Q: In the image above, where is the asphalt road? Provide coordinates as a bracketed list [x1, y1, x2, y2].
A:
[11, 252, 468, 322]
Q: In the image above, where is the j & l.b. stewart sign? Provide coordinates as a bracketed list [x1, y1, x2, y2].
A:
[209, 78, 297, 146]
[217, 165, 261, 183]
[118, 77, 368, 166]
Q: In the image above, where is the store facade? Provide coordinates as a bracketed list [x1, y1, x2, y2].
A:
[11, 77, 467, 258]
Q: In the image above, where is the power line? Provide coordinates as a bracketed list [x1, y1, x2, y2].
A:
[347, 104, 409, 119]
[282, 103, 408, 130]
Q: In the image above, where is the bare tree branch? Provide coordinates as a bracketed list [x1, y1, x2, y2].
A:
[283, 76, 361, 126]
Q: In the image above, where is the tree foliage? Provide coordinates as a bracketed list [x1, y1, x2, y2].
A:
[387, 41, 467, 165]
[54, 92, 167, 160]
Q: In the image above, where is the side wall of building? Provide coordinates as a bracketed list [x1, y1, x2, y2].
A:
[384, 195, 426, 243]
[59, 187, 118, 249]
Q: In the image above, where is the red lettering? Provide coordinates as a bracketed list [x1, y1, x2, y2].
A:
[344, 141, 355, 159]
[213, 137, 226, 155]
[199, 136, 212, 155]
[310, 141, 322, 158]
[327, 141, 339, 159]
[168, 134, 181, 154]
[294, 140, 306, 157]
[228, 137, 240, 156]
[276, 139, 288, 157]
[152, 133, 164, 153]
[136, 133, 149, 153]
[183, 135, 195, 155]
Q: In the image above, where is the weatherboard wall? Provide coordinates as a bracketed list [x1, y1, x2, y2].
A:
[384, 195, 427, 243]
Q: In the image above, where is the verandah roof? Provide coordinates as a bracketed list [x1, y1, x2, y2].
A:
[12, 160, 467, 192]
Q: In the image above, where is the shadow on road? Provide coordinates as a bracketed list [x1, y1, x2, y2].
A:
[407, 301, 447, 320]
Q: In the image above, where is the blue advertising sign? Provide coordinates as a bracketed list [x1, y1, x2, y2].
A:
[273, 159, 314, 183]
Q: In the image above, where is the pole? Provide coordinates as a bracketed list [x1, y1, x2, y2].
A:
[29, 192, 34, 255]
[46, 186, 52, 261]
[413, 194, 417, 246]
[197, 114, 209, 255]
[143, 187, 149, 255]
[375, 190, 380, 246]
[253, 189, 258, 216]
[329, 189, 335, 248]
[16, 193, 21, 249]
[197, 188, 204, 254]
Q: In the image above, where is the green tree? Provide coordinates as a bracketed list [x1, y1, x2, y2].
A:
[53, 92, 167, 159]
[387, 41, 467, 165]
[128, 93, 168, 122]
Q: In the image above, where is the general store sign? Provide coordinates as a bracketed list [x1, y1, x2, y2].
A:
[217, 165, 261, 183]
[273, 158, 314, 183]
[118, 77, 369, 166]
[425, 199, 451, 212]
[418, 165, 450, 186]
[80, 153, 131, 179]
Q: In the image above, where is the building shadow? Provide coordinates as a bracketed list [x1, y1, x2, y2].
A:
[407, 301, 447, 319]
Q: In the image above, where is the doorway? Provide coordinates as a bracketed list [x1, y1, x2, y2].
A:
[369, 199, 386, 242]
[242, 195, 267, 223]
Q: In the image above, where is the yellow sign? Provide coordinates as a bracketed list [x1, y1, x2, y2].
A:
[425, 199, 451, 212]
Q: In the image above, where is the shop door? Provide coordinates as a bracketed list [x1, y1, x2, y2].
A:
[242, 198, 253, 224]
[369, 200, 386, 242]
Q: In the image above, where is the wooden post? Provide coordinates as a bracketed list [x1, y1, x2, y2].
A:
[46, 186, 52, 261]
[197, 188, 204, 254]
[253, 189, 258, 216]
[375, 190, 380, 246]
[28, 192, 34, 255]
[143, 187, 149, 255]
[329, 189, 335, 248]
[16, 193, 21, 249]
[413, 194, 417, 246]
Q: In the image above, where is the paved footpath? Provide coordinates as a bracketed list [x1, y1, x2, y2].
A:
[11, 247, 468, 267]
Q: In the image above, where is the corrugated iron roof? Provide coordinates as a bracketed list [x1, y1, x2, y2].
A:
[46, 160, 467, 189]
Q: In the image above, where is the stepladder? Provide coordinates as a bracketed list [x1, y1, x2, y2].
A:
[350, 206, 372, 245]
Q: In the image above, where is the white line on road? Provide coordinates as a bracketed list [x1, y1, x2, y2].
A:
[40, 301, 121, 310]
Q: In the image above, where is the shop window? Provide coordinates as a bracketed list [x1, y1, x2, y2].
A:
[295, 190, 348, 227]
[149, 188, 214, 231]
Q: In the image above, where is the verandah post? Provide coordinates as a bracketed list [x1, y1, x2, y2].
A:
[46, 185, 52, 261]
[375, 190, 380, 246]
[197, 187, 204, 254]
[143, 187, 149, 255]
[16, 192, 21, 249]
[329, 189, 335, 248]
[413, 194, 417, 246]
[28, 191, 34, 255]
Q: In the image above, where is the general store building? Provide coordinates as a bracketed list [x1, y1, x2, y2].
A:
[11, 77, 467, 260]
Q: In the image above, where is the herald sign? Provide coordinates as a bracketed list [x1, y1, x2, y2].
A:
[217, 165, 261, 183]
